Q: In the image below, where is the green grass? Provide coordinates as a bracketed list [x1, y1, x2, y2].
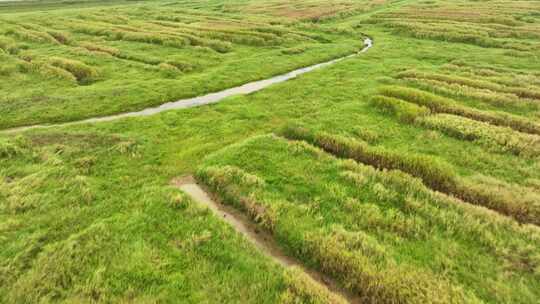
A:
[418, 113, 540, 158]
[196, 134, 539, 303]
[0, 0, 377, 128]
[0, 132, 349, 303]
[377, 85, 540, 135]
[1, 0, 540, 302]
[279, 124, 540, 225]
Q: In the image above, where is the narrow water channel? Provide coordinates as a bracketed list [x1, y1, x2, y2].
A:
[4, 38, 373, 133]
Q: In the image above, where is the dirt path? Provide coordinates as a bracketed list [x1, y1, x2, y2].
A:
[172, 176, 362, 304]
[2, 39, 373, 134]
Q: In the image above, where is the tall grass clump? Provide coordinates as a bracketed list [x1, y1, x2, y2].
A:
[79, 42, 119, 56]
[164, 60, 196, 73]
[158, 63, 181, 77]
[0, 37, 19, 54]
[402, 77, 533, 108]
[197, 163, 474, 303]
[280, 267, 348, 304]
[77, 23, 234, 53]
[397, 70, 540, 100]
[0, 138, 24, 158]
[72, 25, 190, 49]
[370, 95, 431, 123]
[115, 51, 161, 65]
[197, 135, 539, 302]
[197, 29, 280, 47]
[6, 28, 58, 45]
[183, 34, 232, 53]
[344, 156, 540, 241]
[279, 125, 458, 194]
[122, 31, 188, 48]
[0, 62, 18, 76]
[443, 63, 540, 89]
[379, 85, 540, 135]
[383, 21, 502, 48]
[196, 165, 276, 232]
[40, 64, 78, 83]
[448, 59, 540, 79]
[280, 126, 540, 224]
[281, 46, 308, 55]
[418, 114, 540, 157]
[48, 57, 99, 84]
[10, 58, 76, 82]
[47, 30, 71, 45]
[397, 70, 504, 92]
[457, 175, 540, 225]
[378, 85, 455, 112]
[303, 227, 473, 303]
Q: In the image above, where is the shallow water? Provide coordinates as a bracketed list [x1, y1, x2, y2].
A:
[4, 39, 372, 133]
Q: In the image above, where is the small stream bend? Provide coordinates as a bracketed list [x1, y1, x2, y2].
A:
[3, 38, 373, 133]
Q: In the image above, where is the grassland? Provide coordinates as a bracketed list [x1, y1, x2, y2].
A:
[0, 0, 381, 128]
[1, 0, 540, 303]
[197, 134, 539, 303]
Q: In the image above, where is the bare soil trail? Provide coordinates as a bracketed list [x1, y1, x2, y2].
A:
[172, 176, 362, 304]
[2, 39, 373, 134]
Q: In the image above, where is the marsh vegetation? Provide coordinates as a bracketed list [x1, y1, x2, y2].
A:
[1, 0, 539, 303]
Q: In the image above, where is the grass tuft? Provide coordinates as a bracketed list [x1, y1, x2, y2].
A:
[280, 266, 348, 304]
[280, 126, 540, 224]
[0, 36, 20, 54]
[304, 226, 472, 303]
[0, 138, 24, 158]
[196, 165, 276, 231]
[49, 57, 99, 84]
[418, 114, 540, 157]
[370, 95, 431, 123]
[7, 27, 58, 44]
[281, 46, 307, 55]
[379, 85, 540, 135]
[458, 175, 540, 226]
[279, 125, 458, 194]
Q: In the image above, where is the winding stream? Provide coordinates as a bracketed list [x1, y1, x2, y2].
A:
[4, 38, 372, 133]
